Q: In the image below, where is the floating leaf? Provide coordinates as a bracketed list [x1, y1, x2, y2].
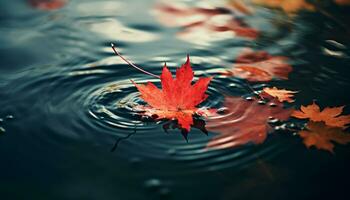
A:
[133, 56, 212, 132]
[262, 87, 297, 103]
[298, 121, 350, 152]
[292, 102, 350, 129]
[206, 96, 292, 149]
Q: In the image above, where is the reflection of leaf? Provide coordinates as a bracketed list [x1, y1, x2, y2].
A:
[163, 119, 208, 141]
[298, 121, 350, 152]
[133, 56, 212, 132]
[252, 0, 315, 14]
[28, 0, 67, 10]
[206, 17, 259, 39]
[262, 87, 297, 103]
[154, 4, 223, 27]
[206, 96, 292, 149]
[292, 102, 350, 129]
[177, 18, 258, 45]
[224, 50, 292, 82]
[154, 3, 258, 45]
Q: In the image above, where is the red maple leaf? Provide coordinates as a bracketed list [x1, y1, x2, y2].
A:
[133, 56, 212, 132]
[223, 49, 292, 82]
[206, 96, 292, 149]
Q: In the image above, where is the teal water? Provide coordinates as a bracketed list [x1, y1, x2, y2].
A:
[0, 0, 350, 199]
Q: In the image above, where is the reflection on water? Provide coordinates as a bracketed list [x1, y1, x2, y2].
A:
[75, 1, 122, 16]
[88, 19, 159, 42]
[154, 1, 258, 45]
[0, 0, 350, 199]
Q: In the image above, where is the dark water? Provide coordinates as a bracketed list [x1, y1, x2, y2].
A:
[1, 0, 350, 199]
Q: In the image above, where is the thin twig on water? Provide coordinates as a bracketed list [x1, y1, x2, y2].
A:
[111, 43, 160, 79]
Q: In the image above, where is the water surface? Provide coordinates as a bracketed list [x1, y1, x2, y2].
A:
[1, 0, 350, 199]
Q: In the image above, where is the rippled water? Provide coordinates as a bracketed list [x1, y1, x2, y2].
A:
[1, 0, 350, 199]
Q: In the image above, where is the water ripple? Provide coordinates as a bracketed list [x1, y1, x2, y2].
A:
[3, 0, 348, 176]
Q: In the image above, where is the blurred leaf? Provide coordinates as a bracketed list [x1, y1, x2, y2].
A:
[223, 49, 292, 82]
[28, 0, 67, 10]
[334, 0, 350, 5]
[154, 2, 259, 44]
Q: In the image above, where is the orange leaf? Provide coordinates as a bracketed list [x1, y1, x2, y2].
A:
[206, 96, 292, 149]
[262, 87, 297, 103]
[298, 121, 350, 152]
[225, 49, 292, 82]
[133, 56, 212, 132]
[292, 102, 350, 129]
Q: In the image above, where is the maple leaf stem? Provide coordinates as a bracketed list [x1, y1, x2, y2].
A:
[111, 43, 160, 79]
